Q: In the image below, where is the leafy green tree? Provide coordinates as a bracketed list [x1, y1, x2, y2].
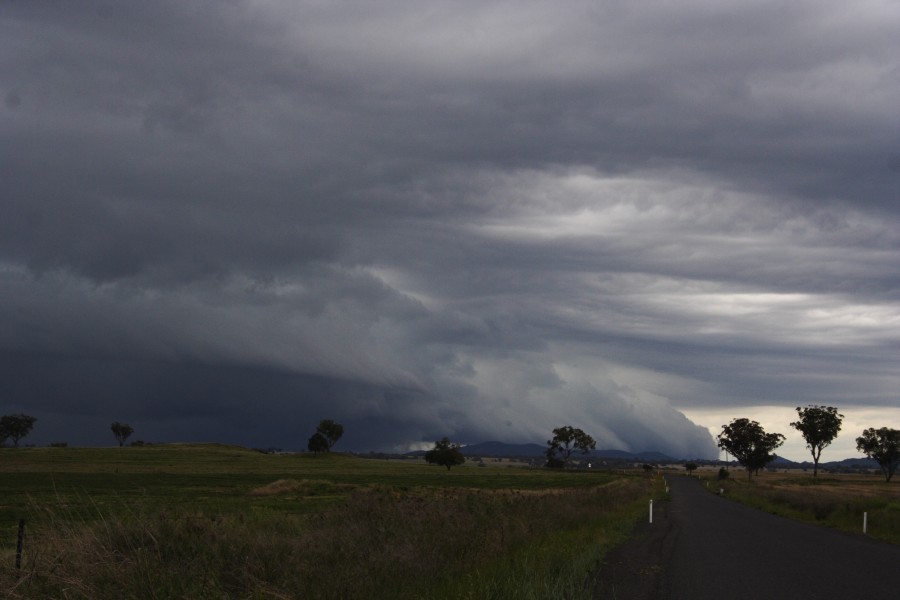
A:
[856, 427, 900, 482]
[424, 437, 466, 471]
[307, 432, 329, 454]
[110, 421, 135, 447]
[716, 418, 785, 480]
[315, 419, 344, 451]
[684, 462, 698, 475]
[546, 425, 596, 468]
[544, 449, 565, 469]
[0, 414, 37, 447]
[790, 405, 843, 477]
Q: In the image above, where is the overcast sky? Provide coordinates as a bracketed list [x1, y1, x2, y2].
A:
[2, 1, 899, 460]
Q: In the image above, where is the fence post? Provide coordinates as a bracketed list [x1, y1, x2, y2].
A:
[16, 519, 25, 571]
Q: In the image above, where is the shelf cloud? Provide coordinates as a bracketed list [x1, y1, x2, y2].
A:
[2, 1, 899, 459]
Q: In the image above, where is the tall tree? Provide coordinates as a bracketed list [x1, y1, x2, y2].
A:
[424, 437, 466, 471]
[110, 422, 135, 447]
[546, 426, 596, 468]
[0, 414, 37, 448]
[856, 427, 900, 482]
[315, 419, 344, 451]
[307, 432, 329, 454]
[716, 418, 785, 480]
[790, 405, 843, 477]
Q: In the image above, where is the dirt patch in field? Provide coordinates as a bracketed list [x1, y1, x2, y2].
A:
[248, 478, 355, 496]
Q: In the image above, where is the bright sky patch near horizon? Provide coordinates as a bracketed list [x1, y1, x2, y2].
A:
[1, 1, 898, 458]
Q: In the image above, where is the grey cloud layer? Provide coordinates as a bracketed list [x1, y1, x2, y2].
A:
[2, 1, 898, 457]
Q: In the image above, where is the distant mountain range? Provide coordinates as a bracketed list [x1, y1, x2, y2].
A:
[768, 455, 879, 470]
[423, 441, 881, 468]
[455, 441, 677, 462]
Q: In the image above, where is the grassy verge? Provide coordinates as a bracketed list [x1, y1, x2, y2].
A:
[0, 445, 659, 599]
[705, 471, 900, 544]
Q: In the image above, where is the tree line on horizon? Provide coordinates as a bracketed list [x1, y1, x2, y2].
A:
[3, 407, 900, 483]
[0, 416, 140, 448]
[717, 405, 900, 482]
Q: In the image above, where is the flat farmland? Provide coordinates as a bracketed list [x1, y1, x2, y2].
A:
[0, 445, 659, 599]
[0, 444, 617, 524]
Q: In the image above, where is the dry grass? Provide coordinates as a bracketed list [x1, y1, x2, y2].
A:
[1, 477, 656, 599]
[711, 471, 900, 543]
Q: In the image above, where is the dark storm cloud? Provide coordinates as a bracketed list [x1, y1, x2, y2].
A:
[2, 1, 899, 458]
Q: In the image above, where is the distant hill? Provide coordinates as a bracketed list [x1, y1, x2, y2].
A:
[457, 441, 677, 463]
[459, 441, 546, 457]
[639, 451, 678, 462]
[821, 457, 879, 470]
[755, 455, 879, 471]
[769, 454, 801, 468]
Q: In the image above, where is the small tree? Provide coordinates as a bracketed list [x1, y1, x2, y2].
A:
[0, 414, 37, 448]
[307, 432, 329, 453]
[315, 419, 344, 451]
[110, 422, 135, 447]
[424, 437, 466, 471]
[856, 427, 900, 482]
[716, 418, 785, 480]
[790, 405, 843, 477]
[684, 462, 698, 475]
[546, 425, 596, 468]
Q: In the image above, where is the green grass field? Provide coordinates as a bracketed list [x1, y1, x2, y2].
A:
[1, 445, 660, 599]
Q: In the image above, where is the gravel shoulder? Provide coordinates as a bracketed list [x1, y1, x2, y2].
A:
[591, 497, 674, 599]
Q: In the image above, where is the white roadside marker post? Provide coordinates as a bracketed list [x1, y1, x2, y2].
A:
[864, 512, 868, 535]
[649, 499, 654, 524]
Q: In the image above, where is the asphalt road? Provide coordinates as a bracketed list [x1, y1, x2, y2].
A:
[595, 476, 900, 599]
